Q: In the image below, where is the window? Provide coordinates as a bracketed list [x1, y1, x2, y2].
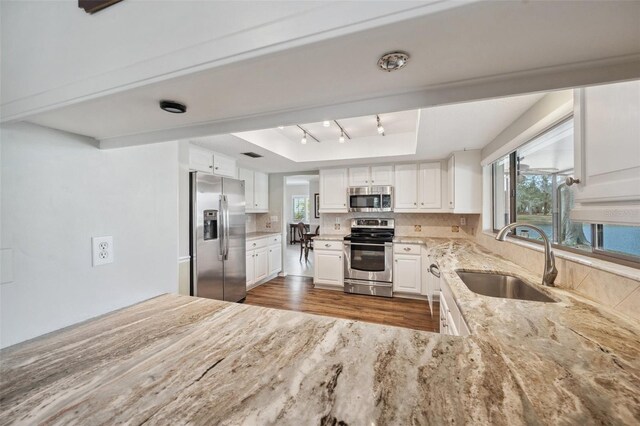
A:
[492, 117, 640, 265]
[292, 196, 310, 222]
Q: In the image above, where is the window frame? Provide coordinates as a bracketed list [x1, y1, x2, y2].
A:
[491, 118, 640, 269]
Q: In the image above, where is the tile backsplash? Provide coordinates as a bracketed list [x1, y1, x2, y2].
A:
[320, 212, 479, 238]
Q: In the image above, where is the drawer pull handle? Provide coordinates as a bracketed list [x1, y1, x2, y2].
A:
[403, 247, 411, 251]
[325, 243, 331, 247]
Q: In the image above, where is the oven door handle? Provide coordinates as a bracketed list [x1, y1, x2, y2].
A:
[343, 241, 393, 247]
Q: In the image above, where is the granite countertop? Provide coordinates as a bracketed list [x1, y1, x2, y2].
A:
[393, 236, 427, 245]
[312, 234, 347, 241]
[1, 239, 638, 424]
[246, 231, 281, 241]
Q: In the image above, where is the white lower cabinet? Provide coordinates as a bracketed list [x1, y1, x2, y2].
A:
[439, 277, 469, 336]
[246, 252, 255, 287]
[392, 243, 422, 294]
[314, 240, 344, 288]
[268, 243, 282, 276]
[246, 234, 281, 288]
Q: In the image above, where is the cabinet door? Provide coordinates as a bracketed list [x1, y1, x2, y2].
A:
[319, 169, 348, 212]
[212, 154, 237, 178]
[348, 167, 370, 186]
[314, 250, 343, 286]
[254, 172, 269, 211]
[371, 165, 394, 186]
[268, 244, 282, 276]
[246, 251, 255, 287]
[254, 247, 269, 283]
[447, 155, 455, 210]
[394, 164, 419, 210]
[419, 162, 442, 209]
[393, 254, 422, 294]
[238, 168, 255, 211]
[573, 81, 640, 212]
[189, 147, 214, 173]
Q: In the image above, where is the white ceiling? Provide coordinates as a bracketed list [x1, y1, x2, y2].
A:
[21, 0, 640, 148]
[193, 91, 547, 172]
[286, 175, 319, 186]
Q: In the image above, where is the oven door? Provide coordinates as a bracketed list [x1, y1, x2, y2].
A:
[343, 241, 393, 283]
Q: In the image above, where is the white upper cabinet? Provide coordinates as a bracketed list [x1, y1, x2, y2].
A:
[320, 168, 348, 212]
[419, 163, 442, 209]
[448, 150, 482, 214]
[238, 168, 268, 213]
[572, 81, 640, 225]
[370, 165, 394, 186]
[348, 165, 393, 187]
[394, 164, 419, 210]
[395, 162, 443, 212]
[238, 168, 255, 209]
[254, 171, 269, 211]
[348, 167, 370, 186]
[189, 146, 214, 173]
[212, 154, 237, 178]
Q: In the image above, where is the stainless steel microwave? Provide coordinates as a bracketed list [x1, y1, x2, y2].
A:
[348, 186, 393, 212]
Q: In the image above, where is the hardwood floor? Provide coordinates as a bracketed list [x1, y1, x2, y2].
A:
[245, 276, 439, 332]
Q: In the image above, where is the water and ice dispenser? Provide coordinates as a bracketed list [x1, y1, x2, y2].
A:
[203, 209, 218, 240]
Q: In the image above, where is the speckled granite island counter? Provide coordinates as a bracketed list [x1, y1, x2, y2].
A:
[1, 239, 638, 425]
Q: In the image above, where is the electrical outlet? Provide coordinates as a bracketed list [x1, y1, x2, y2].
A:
[451, 225, 460, 233]
[270, 215, 278, 222]
[334, 223, 341, 230]
[460, 217, 466, 226]
[92, 236, 114, 266]
[265, 222, 271, 229]
[414, 225, 422, 232]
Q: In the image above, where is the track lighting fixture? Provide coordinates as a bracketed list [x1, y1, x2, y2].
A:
[296, 125, 319, 143]
[376, 115, 385, 136]
[301, 131, 307, 144]
[334, 120, 351, 144]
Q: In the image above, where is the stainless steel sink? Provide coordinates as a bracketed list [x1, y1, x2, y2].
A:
[456, 271, 556, 303]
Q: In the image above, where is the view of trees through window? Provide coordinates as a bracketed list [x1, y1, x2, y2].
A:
[292, 196, 310, 222]
[493, 117, 640, 261]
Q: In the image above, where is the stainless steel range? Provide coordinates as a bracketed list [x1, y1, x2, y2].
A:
[343, 218, 394, 297]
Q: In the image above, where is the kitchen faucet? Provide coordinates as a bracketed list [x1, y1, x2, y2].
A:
[495, 223, 558, 287]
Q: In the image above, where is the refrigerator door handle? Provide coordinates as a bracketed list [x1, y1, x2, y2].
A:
[218, 195, 225, 261]
[224, 195, 230, 260]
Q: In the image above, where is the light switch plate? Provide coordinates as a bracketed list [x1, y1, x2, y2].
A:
[460, 217, 466, 226]
[92, 236, 114, 266]
[451, 225, 460, 233]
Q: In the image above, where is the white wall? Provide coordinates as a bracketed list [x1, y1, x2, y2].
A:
[0, 123, 179, 348]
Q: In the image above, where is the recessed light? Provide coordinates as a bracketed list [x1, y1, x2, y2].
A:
[159, 100, 187, 114]
[377, 51, 410, 72]
[323, 121, 331, 127]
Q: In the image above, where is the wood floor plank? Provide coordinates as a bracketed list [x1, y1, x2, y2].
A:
[245, 276, 439, 332]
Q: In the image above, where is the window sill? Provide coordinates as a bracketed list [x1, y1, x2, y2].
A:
[481, 230, 640, 282]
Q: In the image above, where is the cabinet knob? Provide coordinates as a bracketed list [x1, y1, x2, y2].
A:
[371, 180, 374, 183]
[395, 259, 398, 262]
[565, 176, 581, 186]
[209, 165, 213, 169]
[403, 247, 411, 251]
[255, 203, 258, 206]
[215, 166, 219, 170]
[421, 202, 424, 205]
[338, 256, 341, 260]
[414, 202, 417, 206]
[252, 243, 256, 246]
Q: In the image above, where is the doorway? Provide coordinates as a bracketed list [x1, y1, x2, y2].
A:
[283, 174, 320, 278]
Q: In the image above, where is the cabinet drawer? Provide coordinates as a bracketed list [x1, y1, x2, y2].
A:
[315, 240, 343, 251]
[247, 237, 268, 250]
[267, 234, 282, 245]
[393, 243, 422, 254]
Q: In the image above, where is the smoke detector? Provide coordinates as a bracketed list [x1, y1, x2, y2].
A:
[377, 51, 410, 72]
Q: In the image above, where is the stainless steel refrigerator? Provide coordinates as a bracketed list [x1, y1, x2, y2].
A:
[190, 172, 246, 302]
